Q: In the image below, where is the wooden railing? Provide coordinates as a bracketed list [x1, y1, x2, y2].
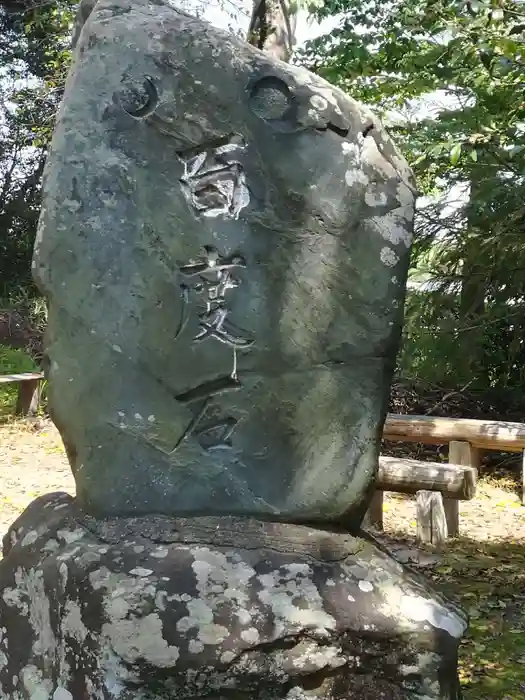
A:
[385, 414, 525, 454]
[366, 413, 525, 544]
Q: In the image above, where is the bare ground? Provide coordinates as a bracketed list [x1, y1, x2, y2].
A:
[0, 419, 74, 538]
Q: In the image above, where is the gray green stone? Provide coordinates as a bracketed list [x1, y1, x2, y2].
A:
[33, 0, 416, 525]
[0, 493, 465, 699]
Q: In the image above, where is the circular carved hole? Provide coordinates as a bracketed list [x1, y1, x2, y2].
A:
[249, 76, 292, 122]
[118, 76, 158, 119]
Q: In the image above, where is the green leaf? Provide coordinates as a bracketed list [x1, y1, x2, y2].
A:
[429, 144, 446, 157]
[450, 143, 462, 165]
[470, 149, 478, 162]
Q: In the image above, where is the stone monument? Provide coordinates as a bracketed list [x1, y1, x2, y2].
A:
[0, 0, 467, 697]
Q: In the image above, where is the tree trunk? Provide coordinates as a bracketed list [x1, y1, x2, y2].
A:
[459, 174, 486, 384]
[247, 0, 297, 62]
[459, 241, 485, 381]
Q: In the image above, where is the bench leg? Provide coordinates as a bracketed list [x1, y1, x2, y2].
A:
[443, 500, 459, 538]
[15, 379, 41, 417]
[416, 490, 448, 546]
[447, 440, 480, 536]
[522, 450, 525, 505]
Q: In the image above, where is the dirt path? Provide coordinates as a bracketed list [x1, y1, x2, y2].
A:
[0, 420, 74, 538]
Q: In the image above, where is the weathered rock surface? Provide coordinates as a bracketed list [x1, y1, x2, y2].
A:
[0, 493, 465, 699]
[33, 0, 416, 526]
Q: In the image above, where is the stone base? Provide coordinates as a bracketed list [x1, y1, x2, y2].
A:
[0, 493, 466, 699]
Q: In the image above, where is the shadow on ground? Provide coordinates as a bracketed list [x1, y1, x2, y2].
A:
[376, 528, 525, 700]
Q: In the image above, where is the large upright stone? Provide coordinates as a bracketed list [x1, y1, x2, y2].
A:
[32, 0, 415, 527]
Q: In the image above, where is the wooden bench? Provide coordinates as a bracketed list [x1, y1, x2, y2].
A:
[365, 411, 525, 544]
[364, 454, 478, 545]
[384, 413, 525, 503]
[0, 372, 44, 416]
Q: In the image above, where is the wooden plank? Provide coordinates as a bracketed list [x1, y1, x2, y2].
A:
[363, 491, 384, 531]
[0, 372, 44, 384]
[416, 490, 448, 546]
[377, 455, 476, 499]
[446, 441, 480, 537]
[15, 378, 41, 416]
[384, 413, 525, 453]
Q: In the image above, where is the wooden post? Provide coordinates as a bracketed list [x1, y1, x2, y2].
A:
[416, 490, 448, 545]
[15, 379, 41, 416]
[447, 440, 480, 537]
[363, 491, 384, 531]
[521, 450, 525, 506]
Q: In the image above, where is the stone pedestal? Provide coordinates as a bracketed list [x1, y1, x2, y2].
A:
[0, 493, 466, 699]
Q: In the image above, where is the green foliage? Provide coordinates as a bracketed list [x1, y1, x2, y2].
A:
[5, 287, 48, 334]
[302, 0, 525, 390]
[0, 345, 38, 415]
[0, 0, 78, 296]
[0, 345, 36, 373]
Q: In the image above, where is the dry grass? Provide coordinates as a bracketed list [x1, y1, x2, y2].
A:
[0, 420, 524, 697]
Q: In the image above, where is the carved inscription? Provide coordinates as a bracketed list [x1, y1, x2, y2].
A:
[176, 245, 254, 454]
[180, 142, 250, 219]
[130, 119, 253, 452]
[180, 245, 253, 349]
[174, 378, 242, 454]
[118, 75, 250, 219]
[194, 417, 238, 451]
